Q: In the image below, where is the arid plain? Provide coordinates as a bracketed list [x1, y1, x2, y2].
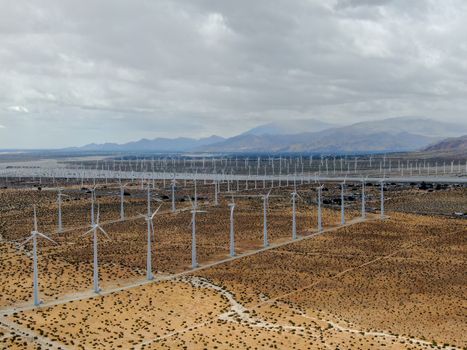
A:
[0, 180, 465, 349]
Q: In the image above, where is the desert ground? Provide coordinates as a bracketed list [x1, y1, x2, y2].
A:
[0, 178, 465, 349]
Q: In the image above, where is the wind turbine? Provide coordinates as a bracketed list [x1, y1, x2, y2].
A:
[361, 178, 366, 219]
[21, 205, 57, 306]
[57, 188, 69, 233]
[340, 177, 347, 225]
[263, 190, 272, 247]
[214, 180, 219, 206]
[291, 186, 297, 240]
[188, 184, 206, 269]
[119, 181, 129, 221]
[171, 177, 177, 212]
[228, 191, 278, 249]
[380, 180, 385, 219]
[82, 190, 110, 293]
[317, 185, 323, 232]
[140, 185, 162, 280]
[228, 198, 236, 257]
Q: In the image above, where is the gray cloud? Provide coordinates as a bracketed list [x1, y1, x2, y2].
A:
[0, 0, 466, 148]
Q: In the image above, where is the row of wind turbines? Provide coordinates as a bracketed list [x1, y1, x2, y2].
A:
[2, 154, 466, 190]
[21, 178, 386, 307]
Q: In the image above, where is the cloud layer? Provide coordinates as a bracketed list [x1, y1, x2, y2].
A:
[1, 0, 467, 148]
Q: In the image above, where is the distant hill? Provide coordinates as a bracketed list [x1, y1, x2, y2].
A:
[424, 135, 467, 153]
[68, 135, 225, 152]
[242, 119, 336, 136]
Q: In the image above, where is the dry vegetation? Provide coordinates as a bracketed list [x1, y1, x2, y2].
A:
[0, 181, 465, 349]
[0, 181, 361, 307]
[386, 185, 467, 216]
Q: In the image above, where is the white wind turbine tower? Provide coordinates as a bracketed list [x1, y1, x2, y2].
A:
[380, 179, 385, 219]
[171, 177, 177, 212]
[361, 178, 366, 219]
[57, 188, 69, 233]
[317, 185, 324, 232]
[228, 197, 236, 257]
[82, 190, 110, 293]
[188, 183, 206, 269]
[119, 181, 129, 221]
[214, 180, 219, 206]
[263, 189, 272, 247]
[340, 177, 347, 225]
[141, 185, 162, 280]
[291, 184, 298, 240]
[22, 205, 57, 306]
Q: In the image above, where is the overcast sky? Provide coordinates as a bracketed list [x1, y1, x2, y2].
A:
[1, 0, 466, 148]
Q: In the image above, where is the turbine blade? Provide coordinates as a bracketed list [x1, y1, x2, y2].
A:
[20, 235, 34, 246]
[81, 228, 94, 237]
[97, 226, 110, 240]
[187, 195, 194, 208]
[36, 232, 57, 244]
[151, 204, 163, 219]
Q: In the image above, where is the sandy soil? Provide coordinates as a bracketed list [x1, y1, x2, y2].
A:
[0, 183, 465, 349]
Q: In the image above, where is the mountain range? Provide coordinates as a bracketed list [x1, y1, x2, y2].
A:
[71, 135, 225, 152]
[70, 117, 467, 154]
